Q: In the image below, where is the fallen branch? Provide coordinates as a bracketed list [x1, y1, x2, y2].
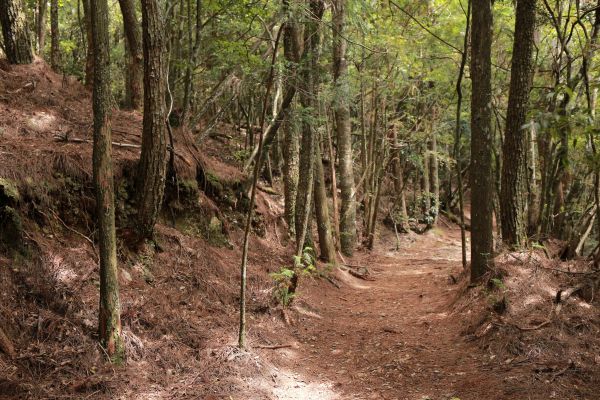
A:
[257, 184, 280, 196]
[55, 135, 141, 148]
[325, 276, 341, 289]
[254, 343, 293, 350]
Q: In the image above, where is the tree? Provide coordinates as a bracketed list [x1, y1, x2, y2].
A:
[37, 0, 47, 55]
[82, 0, 94, 89]
[50, 0, 60, 71]
[282, 0, 302, 238]
[91, 0, 124, 361]
[470, 0, 494, 281]
[314, 124, 336, 263]
[332, 0, 356, 256]
[118, 0, 143, 109]
[136, 0, 169, 240]
[294, 0, 324, 255]
[0, 0, 33, 64]
[500, 0, 537, 248]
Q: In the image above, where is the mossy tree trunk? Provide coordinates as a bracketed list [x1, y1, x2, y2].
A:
[470, 0, 495, 281]
[500, 0, 537, 248]
[0, 0, 33, 64]
[91, 0, 124, 361]
[137, 0, 169, 240]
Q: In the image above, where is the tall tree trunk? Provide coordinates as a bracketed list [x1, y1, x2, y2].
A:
[332, 0, 356, 256]
[294, 0, 324, 255]
[82, 0, 94, 89]
[50, 0, 60, 71]
[314, 137, 336, 262]
[37, 0, 47, 55]
[137, 0, 169, 240]
[429, 132, 439, 225]
[118, 0, 143, 109]
[91, 0, 124, 361]
[282, 0, 302, 238]
[392, 128, 410, 233]
[500, 0, 536, 248]
[470, 0, 495, 281]
[527, 118, 540, 233]
[181, 0, 202, 125]
[0, 0, 33, 64]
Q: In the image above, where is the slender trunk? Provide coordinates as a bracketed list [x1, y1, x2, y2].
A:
[528, 119, 540, 233]
[181, 0, 202, 125]
[91, 0, 124, 361]
[314, 137, 336, 263]
[238, 25, 283, 348]
[37, 0, 47, 55]
[294, 0, 324, 255]
[429, 132, 439, 224]
[470, 0, 494, 281]
[325, 120, 341, 247]
[137, 0, 169, 240]
[82, 0, 94, 89]
[500, 0, 536, 248]
[332, 0, 356, 256]
[392, 128, 410, 232]
[118, 0, 143, 109]
[0, 0, 34, 64]
[50, 0, 60, 71]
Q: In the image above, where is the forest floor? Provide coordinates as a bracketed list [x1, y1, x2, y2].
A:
[262, 225, 599, 400]
[1, 59, 598, 399]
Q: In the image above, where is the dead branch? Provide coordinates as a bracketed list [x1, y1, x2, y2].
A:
[55, 135, 141, 148]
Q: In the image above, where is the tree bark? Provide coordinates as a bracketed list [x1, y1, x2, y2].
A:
[37, 0, 47, 55]
[429, 132, 439, 224]
[118, 0, 143, 109]
[82, 0, 94, 89]
[500, 0, 536, 248]
[470, 0, 495, 281]
[0, 0, 33, 64]
[137, 0, 169, 240]
[332, 0, 356, 256]
[91, 0, 124, 361]
[314, 137, 336, 263]
[181, 0, 202, 125]
[50, 0, 60, 71]
[294, 0, 324, 255]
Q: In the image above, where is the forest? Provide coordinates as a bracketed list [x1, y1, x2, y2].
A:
[0, 0, 599, 398]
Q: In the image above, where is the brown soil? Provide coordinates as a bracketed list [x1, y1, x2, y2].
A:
[265, 225, 600, 400]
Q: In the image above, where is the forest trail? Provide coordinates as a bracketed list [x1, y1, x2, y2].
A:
[266, 226, 530, 400]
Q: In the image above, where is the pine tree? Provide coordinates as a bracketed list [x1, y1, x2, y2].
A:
[500, 0, 537, 248]
[118, 0, 143, 109]
[0, 0, 33, 64]
[470, 0, 494, 281]
[137, 0, 169, 240]
[91, 0, 124, 361]
[332, 0, 356, 256]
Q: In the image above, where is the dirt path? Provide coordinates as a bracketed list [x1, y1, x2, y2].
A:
[266, 226, 536, 400]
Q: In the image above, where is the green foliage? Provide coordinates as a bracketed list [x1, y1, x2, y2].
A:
[270, 247, 316, 307]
